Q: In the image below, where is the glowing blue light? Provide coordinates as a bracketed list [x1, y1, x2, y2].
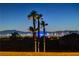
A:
[36, 31, 44, 37]
[46, 33, 50, 36]
[36, 32, 50, 37]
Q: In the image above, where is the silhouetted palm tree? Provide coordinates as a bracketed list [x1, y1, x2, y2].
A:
[28, 10, 38, 52]
[41, 19, 48, 52]
[36, 14, 42, 52]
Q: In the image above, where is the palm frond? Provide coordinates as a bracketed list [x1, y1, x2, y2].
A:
[31, 10, 37, 15]
[41, 21, 45, 26]
[29, 26, 34, 32]
[35, 28, 38, 31]
[27, 14, 33, 20]
[35, 14, 42, 20]
[27, 10, 38, 20]
[45, 23, 48, 26]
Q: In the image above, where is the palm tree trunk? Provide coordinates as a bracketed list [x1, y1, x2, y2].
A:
[43, 26, 46, 52]
[38, 19, 40, 52]
[33, 17, 37, 52]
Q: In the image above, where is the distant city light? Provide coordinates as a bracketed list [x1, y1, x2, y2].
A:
[46, 33, 50, 36]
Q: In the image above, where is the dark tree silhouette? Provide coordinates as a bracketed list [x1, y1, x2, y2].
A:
[10, 32, 20, 40]
[41, 18, 48, 52]
[28, 10, 38, 52]
[11, 32, 19, 37]
[36, 14, 42, 52]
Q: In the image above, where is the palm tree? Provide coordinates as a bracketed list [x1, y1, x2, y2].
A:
[36, 14, 42, 52]
[28, 10, 38, 52]
[41, 18, 48, 52]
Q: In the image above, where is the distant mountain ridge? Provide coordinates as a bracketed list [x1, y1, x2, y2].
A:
[0, 30, 31, 35]
[0, 30, 79, 35]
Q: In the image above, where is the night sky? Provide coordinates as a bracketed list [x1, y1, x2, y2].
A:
[0, 3, 79, 31]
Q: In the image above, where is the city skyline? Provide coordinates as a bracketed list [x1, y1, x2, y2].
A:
[0, 3, 79, 31]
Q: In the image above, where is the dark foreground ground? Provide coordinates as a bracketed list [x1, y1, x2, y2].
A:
[0, 33, 79, 52]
